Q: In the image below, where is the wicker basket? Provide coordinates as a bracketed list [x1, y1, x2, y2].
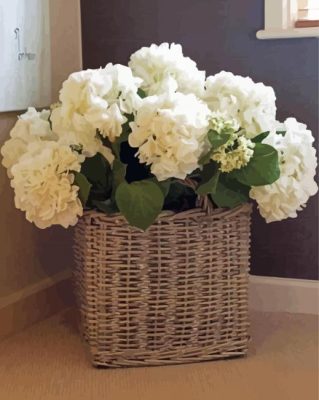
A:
[73, 203, 252, 367]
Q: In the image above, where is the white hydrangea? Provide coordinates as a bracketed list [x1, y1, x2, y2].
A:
[209, 112, 240, 134]
[250, 118, 318, 222]
[10, 141, 84, 229]
[1, 107, 55, 177]
[50, 106, 114, 165]
[129, 92, 211, 181]
[58, 64, 142, 142]
[129, 43, 206, 96]
[203, 71, 277, 138]
[212, 136, 254, 173]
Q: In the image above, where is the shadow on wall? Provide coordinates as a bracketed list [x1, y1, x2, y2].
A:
[80, 0, 318, 280]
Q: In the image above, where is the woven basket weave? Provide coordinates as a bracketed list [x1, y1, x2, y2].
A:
[73, 203, 252, 367]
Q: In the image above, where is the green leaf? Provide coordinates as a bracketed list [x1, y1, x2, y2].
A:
[74, 172, 92, 206]
[200, 130, 232, 165]
[211, 175, 249, 208]
[158, 180, 171, 197]
[197, 172, 220, 195]
[137, 88, 147, 98]
[199, 150, 213, 165]
[111, 133, 129, 159]
[196, 162, 220, 195]
[110, 159, 127, 201]
[93, 199, 118, 214]
[148, 177, 171, 198]
[251, 131, 269, 143]
[115, 180, 164, 230]
[81, 153, 111, 190]
[112, 159, 127, 189]
[276, 130, 286, 136]
[230, 143, 280, 186]
[111, 114, 134, 158]
[164, 181, 196, 210]
[207, 130, 232, 149]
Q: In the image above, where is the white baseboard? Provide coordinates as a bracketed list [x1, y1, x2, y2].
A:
[249, 275, 319, 315]
[1, 271, 317, 340]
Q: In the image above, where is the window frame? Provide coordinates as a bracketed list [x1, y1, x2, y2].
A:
[257, 0, 319, 39]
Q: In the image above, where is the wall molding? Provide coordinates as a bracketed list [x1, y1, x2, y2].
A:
[249, 275, 319, 315]
[0, 270, 73, 341]
[77, 0, 83, 69]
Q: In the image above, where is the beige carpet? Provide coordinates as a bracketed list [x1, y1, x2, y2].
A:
[0, 310, 318, 400]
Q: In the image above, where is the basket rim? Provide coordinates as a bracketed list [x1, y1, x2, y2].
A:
[80, 203, 252, 226]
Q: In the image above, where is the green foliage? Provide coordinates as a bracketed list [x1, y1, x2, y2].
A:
[200, 129, 233, 166]
[199, 150, 213, 165]
[196, 162, 220, 195]
[211, 175, 250, 208]
[164, 181, 196, 211]
[112, 159, 127, 194]
[81, 153, 111, 191]
[92, 199, 118, 214]
[111, 113, 134, 158]
[148, 177, 171, 197]
[251, 131, 269, 143]
[73, 172, 92, 206]
[79, 153, 112, 207]
[207, 129, 232, 149]
[137, 88, 147, 98]
[88, 159, 126, 215]
[115, 180, 164, 230]
[229, 143, 280, 186]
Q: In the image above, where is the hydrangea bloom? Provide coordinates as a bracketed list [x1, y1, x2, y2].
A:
[1, 107, 55, 177]
[209, 112, 240, 134]
[10, 141, 84, 229]
[58, 64, 142, 142]
[129, 92, 211, 181]
[203, 71, 276, 138]
[250, 118, 318, 222]
[129, 43, 205, 96]
[50, 106, 114, 164]
[212, 136, 254, 173]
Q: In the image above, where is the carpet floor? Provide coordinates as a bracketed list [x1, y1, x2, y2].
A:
[0, 310, 318, 400]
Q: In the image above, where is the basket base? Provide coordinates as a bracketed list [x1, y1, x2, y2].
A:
[91, 354, 249, 368]
[88, 339, 250, 368]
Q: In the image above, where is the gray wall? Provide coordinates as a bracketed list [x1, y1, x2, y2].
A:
[81, 0, 319, 279]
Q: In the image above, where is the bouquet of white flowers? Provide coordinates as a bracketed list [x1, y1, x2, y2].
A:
[1, 43, 317, 230]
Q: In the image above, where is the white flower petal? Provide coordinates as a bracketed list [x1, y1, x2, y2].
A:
[250, 118, 318, 222]
[1, 107, 55, 177]
[10, 141, 84, 229]
[129, 43, 205, 96]
[203, 71, 276, 138]
[58, 64, 141, 142]
[129, 92, 211, 181]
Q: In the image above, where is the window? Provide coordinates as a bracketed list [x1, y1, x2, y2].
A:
[295, 0, 319, 27]
[257, 0, 319, 39]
